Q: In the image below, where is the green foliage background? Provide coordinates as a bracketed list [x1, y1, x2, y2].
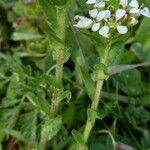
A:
[0, 0, 150, 150]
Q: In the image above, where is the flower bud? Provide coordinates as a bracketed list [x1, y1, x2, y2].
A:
[128, 17, 139, 26]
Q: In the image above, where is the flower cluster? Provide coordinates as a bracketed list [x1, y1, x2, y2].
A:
[74, 0, 150, 38]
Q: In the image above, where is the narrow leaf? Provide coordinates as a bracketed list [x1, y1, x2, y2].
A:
[107, 61, 150, 75]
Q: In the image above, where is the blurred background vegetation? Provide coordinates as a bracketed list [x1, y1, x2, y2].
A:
[0, 0, 150, 150]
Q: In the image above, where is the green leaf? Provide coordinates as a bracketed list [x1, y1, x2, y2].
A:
[90, 143, 107, 150]
[3, 129, 24, 142]
[72, 130, 85, 146]
[0, 97, 19, 108]
[41, 116, 62, 141]
[6, 73, 20, 98]
[20, 110, 37, 145]
[38, 0, 57, 29]
[1, 105, 21, 128]
[108, 41, 124, 65]
[112, 69, 141, 96]
[11, 32, 43, 41]
[87, 109, 97, 125]
[130, 43, 145, 60]
[26, 92, 51, 115]
[79, 66, 95, 100]
[52, 90, 72, 104]
[127, 106, 150, 124]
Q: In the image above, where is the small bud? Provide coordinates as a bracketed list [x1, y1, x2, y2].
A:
[128, 17, 139, 26]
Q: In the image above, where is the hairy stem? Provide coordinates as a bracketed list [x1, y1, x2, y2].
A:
[56, 48, 63, 84]
[79, 44, 111, 149]
[50, 48, 64, 118]
[83, 79, 104, 143]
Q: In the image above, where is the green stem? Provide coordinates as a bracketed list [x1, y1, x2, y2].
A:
[39, 128, 48, 150]
[41, 49, 64, 148]
[83, 79, 104, 143]
[56, 48, 63, 84]
[79, 44, 111, 149]
[50, 48, 64, 118]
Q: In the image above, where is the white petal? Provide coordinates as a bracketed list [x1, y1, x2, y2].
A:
[117, 25, 128, 34]
[97, 11, 107, 21]
[99, 26, 110, 38]
[129, 8, 140, 15]
[94, 2, 105, 8]
[104, 10, 111, 21]
[129, 0, 139, 8]
[86, 0, 96, 4]
[89, 9, 98, 18]
[92, 23, 100, 32]
[74, 18, 93, 28]
[96, 10, 111, 21]
[140, 7, 150, 18]
[120, 0, 128, 8]
[116, 9, 126, 21]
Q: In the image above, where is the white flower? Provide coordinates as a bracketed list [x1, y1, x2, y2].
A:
[74, 16, 93, 28]
[129, 17, 139, 25]
[129, 0, 139, 8]
[129, 8, 140, 15]
[116, 9, 126, 21]
[117, 25, 128, 34]
[92, 22, 100, 31]
[86, 0, 97, 4]
[96, 10, 111, 21]
[89, 9, 98, 18]
[140, 7, 150, 18]
[99, 26, 110, 38]
[129, 0, 141, 16]
[120, 0, 128, 8]
[94, 2, 105, 8]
